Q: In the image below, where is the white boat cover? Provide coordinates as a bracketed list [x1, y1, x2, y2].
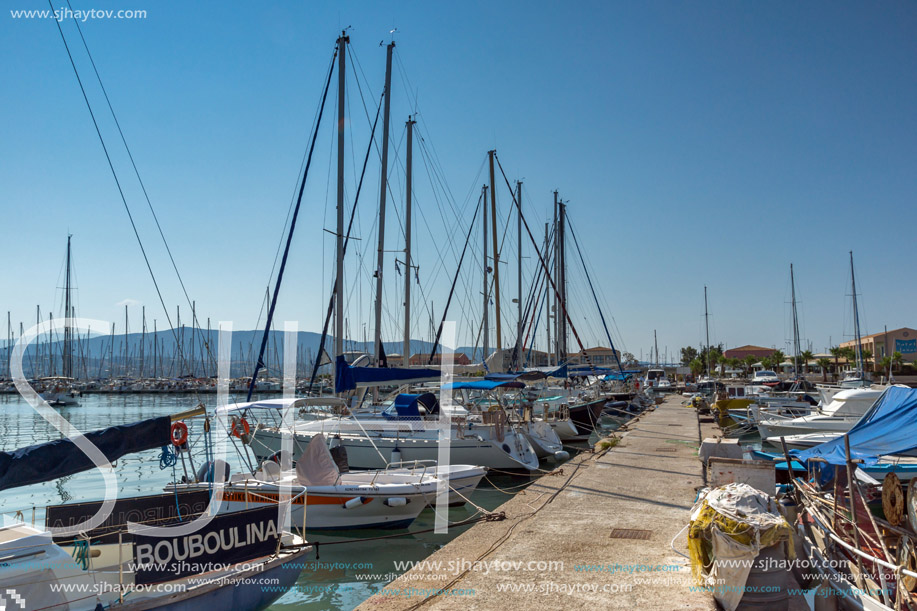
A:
[295, 433, 342, 487]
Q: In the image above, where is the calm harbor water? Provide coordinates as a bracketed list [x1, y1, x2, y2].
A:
[0, 392, 615, 610]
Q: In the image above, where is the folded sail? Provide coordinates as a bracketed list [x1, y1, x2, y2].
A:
[334, 355, 441, 393]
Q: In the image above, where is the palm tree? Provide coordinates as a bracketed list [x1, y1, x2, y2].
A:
[816, 358, 831, 382]
[717, 353, 728, 377]
[862, 349, 873, 371]
[879, 356, 893, 379]
[799, 350, 814, 375]
[742, 355, 758, 377]
[892, 351, 904, 372]
[829, 346, 842, 382]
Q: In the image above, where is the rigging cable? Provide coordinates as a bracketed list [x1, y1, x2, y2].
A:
[308, 90, 385, 388]
[63, 0, 214, 372]
[48, 0, 185, 365]
[492, 153, 596, 371]
[565, 213, 626, 376]
[427, 194, 482, 364]
[246, 42, 338, 401]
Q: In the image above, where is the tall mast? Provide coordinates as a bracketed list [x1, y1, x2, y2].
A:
[790, 264, 801, 376]
[654, 329, 659, 368]
[487, 151, 502, 364]
[704, 285, 710, 376]
[334, 31, 349, 387]
[140, 305, 146, 378]
[515, 180, 523, 369]
[402, 116, 415, 367]
[109, 322, 114, 380]
[190, 300, 196, 377]
[123, 305, 128, 378]
[544, 222, 551, 367]
[6, 311, 10, 380]
[482, 185, 489, 363]
[557, 199, 568, 361]
[552, 192, 559, 363]
[153, 319, 158, 378]
[850, 251, 864, 375]
[63, 235, 72, 379]
[373, 40, 395, 366]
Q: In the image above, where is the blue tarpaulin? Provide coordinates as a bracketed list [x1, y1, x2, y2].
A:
[442, 380, 525, 391]
[795, 386, 917, 466]
[334, 355, 441, 393]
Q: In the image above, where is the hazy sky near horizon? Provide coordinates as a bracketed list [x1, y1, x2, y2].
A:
[2, 1, 915, 361]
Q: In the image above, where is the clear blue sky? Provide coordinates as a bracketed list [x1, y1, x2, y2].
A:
[2, 1, 915, 360]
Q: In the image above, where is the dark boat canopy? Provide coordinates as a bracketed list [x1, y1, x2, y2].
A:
[334, 355, 441, 393]
[0, 416, 171, 492]
[484, 372, 547, 382]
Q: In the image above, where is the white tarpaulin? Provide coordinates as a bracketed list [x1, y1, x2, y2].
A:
[295, 433, 342, 487]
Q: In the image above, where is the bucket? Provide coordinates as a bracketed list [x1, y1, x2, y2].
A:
[737, 542, 790, 610]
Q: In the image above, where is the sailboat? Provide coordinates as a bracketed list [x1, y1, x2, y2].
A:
[40, 235, 80, 407]
[841, 251, 872, 388]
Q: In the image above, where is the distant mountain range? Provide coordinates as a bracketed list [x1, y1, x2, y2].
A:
[1, 329, 488, 379]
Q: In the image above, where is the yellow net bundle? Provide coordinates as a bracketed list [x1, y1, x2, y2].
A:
[688, 482, 794, 586]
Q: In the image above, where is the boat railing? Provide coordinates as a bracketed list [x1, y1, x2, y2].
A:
[374, 460, 434, 484]
[540, 402, 569, 422]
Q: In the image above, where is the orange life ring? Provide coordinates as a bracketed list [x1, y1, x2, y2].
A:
[170, 421, 188, 447]
[231, 417, 251, 439]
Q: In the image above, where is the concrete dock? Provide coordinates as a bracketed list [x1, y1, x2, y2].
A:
[357, 394, 718, 609]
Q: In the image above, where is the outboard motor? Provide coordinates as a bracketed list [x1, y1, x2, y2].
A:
[330, 445, 349, 473]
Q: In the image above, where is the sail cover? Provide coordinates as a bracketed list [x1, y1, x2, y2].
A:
[0, 416, 171, 492]
[795, 386, 917, 466]
[334, 355, 441, 392]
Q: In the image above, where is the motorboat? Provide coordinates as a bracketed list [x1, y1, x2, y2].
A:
[38, 376, 80, 406]
[643, 368, 672, 392]
[171, 435, 485, 529]
[756, 386, 887, 439]
[750, 370, 781, 385]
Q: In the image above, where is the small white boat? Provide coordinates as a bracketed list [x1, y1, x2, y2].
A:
[756, 387, 887, 439]
[173, 435, 486, 530]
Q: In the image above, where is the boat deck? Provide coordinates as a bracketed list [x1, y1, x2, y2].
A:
[356, 394, 718, 609]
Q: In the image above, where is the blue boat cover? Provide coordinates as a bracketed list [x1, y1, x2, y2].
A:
[0, 416, 172, 492]
[795, 386, 917, 466]
[603, 372, 638, 381]
[335, 355, 441, 393]
[388, 394, 422, 420]
[442, 380, 525, 391]
[521, 365, 568, 378]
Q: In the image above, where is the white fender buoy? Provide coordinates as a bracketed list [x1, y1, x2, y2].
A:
[391, 447, 402, 465]
[343, 497, 365, 509]
[553, 450, 570, 461]
[384, 497, 408, 507]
